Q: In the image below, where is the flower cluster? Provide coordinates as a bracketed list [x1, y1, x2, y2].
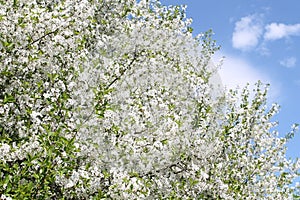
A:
[0, 0, 299, 199]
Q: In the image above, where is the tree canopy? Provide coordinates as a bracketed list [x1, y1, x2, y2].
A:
[0, 0, 299, 199]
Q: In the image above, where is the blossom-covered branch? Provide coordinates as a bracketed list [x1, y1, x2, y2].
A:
[0, 0, 299, 199]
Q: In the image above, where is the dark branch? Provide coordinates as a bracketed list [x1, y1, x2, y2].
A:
[27, 28, 59, 49]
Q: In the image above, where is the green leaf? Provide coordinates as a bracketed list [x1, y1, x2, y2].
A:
[161, 139, 168, 145]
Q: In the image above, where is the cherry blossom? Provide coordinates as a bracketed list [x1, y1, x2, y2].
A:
[0, 0, 299, 199]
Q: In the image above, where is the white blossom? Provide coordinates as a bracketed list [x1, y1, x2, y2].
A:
[0, 0, 299, 199]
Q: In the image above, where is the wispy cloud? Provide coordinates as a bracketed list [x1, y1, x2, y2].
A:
[264, 23, 300, 41]
[232, 15, 263, 51]
[279, 57, 297, 68]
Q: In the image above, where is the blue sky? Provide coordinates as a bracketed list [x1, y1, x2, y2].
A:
[160, 0, 300, 158]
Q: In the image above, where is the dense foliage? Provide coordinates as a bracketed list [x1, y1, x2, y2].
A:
[0, 0, 299, 199]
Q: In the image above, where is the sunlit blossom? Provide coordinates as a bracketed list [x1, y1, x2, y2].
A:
[0, 0, 299, 199]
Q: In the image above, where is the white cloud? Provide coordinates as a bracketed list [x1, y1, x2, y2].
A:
[232, 15, 263, 51]
[264, 23, 300, 40]
[213, 53, 280, 102]
[232, 15, 300, 55]
[218, 55, 269, 88]
[279, 57, 297, 68]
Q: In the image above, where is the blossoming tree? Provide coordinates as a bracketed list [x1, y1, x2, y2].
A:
[0, 0, 299, 199]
